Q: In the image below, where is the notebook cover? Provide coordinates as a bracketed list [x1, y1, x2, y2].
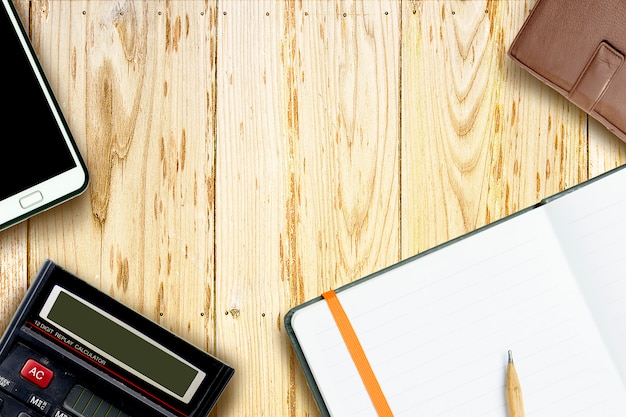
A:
[508, 0, 626, 143]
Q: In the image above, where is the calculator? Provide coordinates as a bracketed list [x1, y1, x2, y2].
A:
[0, 260, 234, 417]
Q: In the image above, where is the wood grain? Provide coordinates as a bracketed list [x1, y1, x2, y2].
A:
[215, 2, 400, 415]
[401, 0, 588, 256]
[0, 1, 624, 417]
[26, 1, 218, 350]
[589, 118, 626, 176]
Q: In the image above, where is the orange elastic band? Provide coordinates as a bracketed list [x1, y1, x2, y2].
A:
[322, 290, 394, 417]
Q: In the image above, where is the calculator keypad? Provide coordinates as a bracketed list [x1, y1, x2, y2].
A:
[0, 343, 131, 417]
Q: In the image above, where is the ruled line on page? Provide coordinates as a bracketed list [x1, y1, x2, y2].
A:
[313, 237, 541, 345]
[319, 246, 552, 373]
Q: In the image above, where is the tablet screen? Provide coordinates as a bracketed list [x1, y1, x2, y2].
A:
[0, 2, 77, 201]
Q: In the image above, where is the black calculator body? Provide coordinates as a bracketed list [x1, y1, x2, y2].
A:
[0, 260, 234, 417]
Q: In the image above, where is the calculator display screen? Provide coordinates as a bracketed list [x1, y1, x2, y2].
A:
[39, 286, 206, 403]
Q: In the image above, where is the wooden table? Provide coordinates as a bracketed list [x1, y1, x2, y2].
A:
[2, 1, 625, 416]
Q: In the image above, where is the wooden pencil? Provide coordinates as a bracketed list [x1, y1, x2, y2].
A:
[506, 350, 525, 417]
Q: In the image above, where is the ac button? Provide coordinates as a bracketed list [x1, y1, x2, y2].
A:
[20, 359, 54, 389]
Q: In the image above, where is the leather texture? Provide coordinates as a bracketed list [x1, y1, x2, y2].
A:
[508, 0, 626, 143]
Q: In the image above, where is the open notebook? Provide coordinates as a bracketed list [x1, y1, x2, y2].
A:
[285, 165, 626, 417]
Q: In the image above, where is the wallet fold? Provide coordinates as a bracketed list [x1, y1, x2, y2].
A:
[508, 0, 626, 143]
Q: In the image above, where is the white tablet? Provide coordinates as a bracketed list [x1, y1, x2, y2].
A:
[0, 0, 88, 231]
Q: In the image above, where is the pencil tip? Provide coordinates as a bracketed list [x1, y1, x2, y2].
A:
[508, 350, 513, 363]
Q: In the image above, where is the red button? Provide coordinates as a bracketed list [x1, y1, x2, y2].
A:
[20, 359, 54, 388]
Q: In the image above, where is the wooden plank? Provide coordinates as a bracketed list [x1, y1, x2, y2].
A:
[215, 1, 400, 415]
[401, 0, 587, 257]
[293, 0, 401, 289]
[27, 0, 218, 350]
[588, 119, 626, 177]
[26, 0, 100, 280]
[214, 3, 300, 415]
[215, 3, 291, 413]
[0, 223, 27, 332]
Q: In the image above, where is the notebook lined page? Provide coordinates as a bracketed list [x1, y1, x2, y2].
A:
[546, 167, 626, 383]
[291, 204, 626, 416]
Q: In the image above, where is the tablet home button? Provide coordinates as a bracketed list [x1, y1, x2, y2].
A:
[19, 191, 43, 209]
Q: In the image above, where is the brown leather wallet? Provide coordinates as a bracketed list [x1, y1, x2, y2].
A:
[508, 0, 626, 143]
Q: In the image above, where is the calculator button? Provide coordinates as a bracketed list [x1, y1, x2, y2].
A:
[20, 359, 54, 389]
[0, 374, 15, 392]
[65, 385, 131, 417]
[64, 384, 83, 408]
[26, 393, 52, 414]
[82, 392, 103, 416]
